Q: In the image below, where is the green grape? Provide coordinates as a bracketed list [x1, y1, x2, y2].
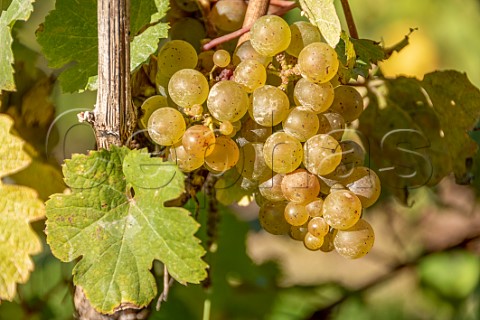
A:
[250, 85, 290, 126]
[213, 49, 231, 68]
[198, 50, 215, 72]
[334, 219, 375, 259]
[282, 107, 319, 142]
[342, 167, 381, 208]
[284, 202, 309, 226]
[158, 40, 198, 78]
[204, 135, 240, 172]
[289, 223, 309, 241]
[233, 59, 267, 93]
[240, 117, 272, 142]
[139, 95, 169, 129]
[322, 190, 362, 230]
[170, 17, 206, 51]
[219, 120, 234, 135]
[168, 142, 204, 172]
[233, 40, 272, 67]
[148, 107, 186, 146]
[329, 86, 364, 122]
[317, 113, 345, 140]
[207, 80, 249, 122]
[305, 198, 324, 218]
[330, 183, 347, 193]
[254, 191, 269, 207]
[303, 232, 324, 251]
[258, 173, 285, 202]
[250, 15, 291, 57]
[209, 0, 247, 32]
[281, 168, 320, 204]
[258, 201, 290, 235]
[263, 132, 303, 174]
[174, 0, 198, 12]
[298, 42, 339, 83]
[339, 140, 365, 168]
[286, 21, 322, 57]
[308, 217, 329, 238]
[182, 125, 216, 157]
[236, 143, 271, 181]
[303, 134, 342, 176]
[320, 229, 337, 252]
[293, 78, 334, 114]
[168, 69, 209, 107]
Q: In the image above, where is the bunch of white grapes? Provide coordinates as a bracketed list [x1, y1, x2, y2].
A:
[140, 15, 381, 259]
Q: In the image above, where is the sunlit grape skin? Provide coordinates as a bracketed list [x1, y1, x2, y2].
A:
[209, 0, 247, 32]
[282, 107, 319, 142]
[250, 85, 290, 126]
[168, 142, 204, 172]
[157, 40, 198, 78]
[303, 134, 342, 176]
[281, 168, 320, 204]
[303, 232, 324, 251]
[298, 42, 339, 83]
[334, 219, 375, 259]
[284, 202, 309, 226]
[286, 21, 322, 58]
[182, 125, 215, 157]
[147, 107, 186, 146]
[263, 132, 303, 174]
[139, 95, 169, 129]
[250, 15, 291, 57]
[294, 78, 334, 114]
[233, 59, 267, 93]
[207, 80, 249, 122]
[258, 173, 285, 202]
[233, 40, 272, 67]
[168, 69, 209, 107]
[308, 217, 329, 238]
[322, 190, 362, 230]
[213, 49, 231, 68]
[317, 113, 346, 141]
[204, 136, 240, 172]
[342, 167, 381, 208]
[329, 86, 364, 122]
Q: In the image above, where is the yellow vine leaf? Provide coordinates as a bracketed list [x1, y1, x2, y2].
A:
[0, 114, 45, 301]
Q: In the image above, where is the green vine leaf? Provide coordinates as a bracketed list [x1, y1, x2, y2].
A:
[45, 147, 207, 313]
[0, 0, 35, 91]
[298, 0, 341, 47]
[37, 0, 168, 92]
[0, 114, 45, 301]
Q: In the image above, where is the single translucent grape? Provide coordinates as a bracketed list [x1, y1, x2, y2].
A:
[322, 190, 362, 230]
[233, 59, 266, 93]
[250, 85, 290, 126]
[298, 42, 339, 83]
[334, 219, 375, 259]
[213, 49, 231, 68]
[286, 21, 322, 57]
[329, 86, 364, 122]
[281, 168, 320, 204]
[254, 191, 269, 207]
[240, 117, 272, 142]
[233, 40, 272, 67]
[168, 69, 209, 107]
[308, 217, 329, 238]
[282, 107, 319, 142]
[219, 121, 234, 135]
[263, 132, 303, 174]
[305, 198, 324, 218]
[139, 95, 169, 129]
[258, 173, 285, 202]
[197, 50, 215, 72]
[169, 17, 206, 51]
[174, 0, 198, 12]
[204, 135, 240, 172]
[168, 142, 204, 172]
[289, 223, 308, 241]
[303, 232, 324, 251]
[207, 80, 249, 122]
[317, 113, 345, 141]
[250, 15, 291, 57]
[303, 134, 342, 176]
[320, 229, 337, 252]
[182, 125, 216, 157]
[236, 143, 271, 181]
[209, 0, 247, 32]
[294, 78, 334, 113]
[284, 202, 309, 226]
[258, 201, 290, 235]
[158, 40, 198, 78]
[148, 107, 186, 146]
[342, 167, 381, 208]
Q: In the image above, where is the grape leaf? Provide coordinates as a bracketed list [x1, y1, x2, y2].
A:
[0, 0, 35, 91]
[0, 114, 45, 301]
[37, 0, 168, 92]
[45, 147, 207, 313]
[298, 0, 341, 47]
